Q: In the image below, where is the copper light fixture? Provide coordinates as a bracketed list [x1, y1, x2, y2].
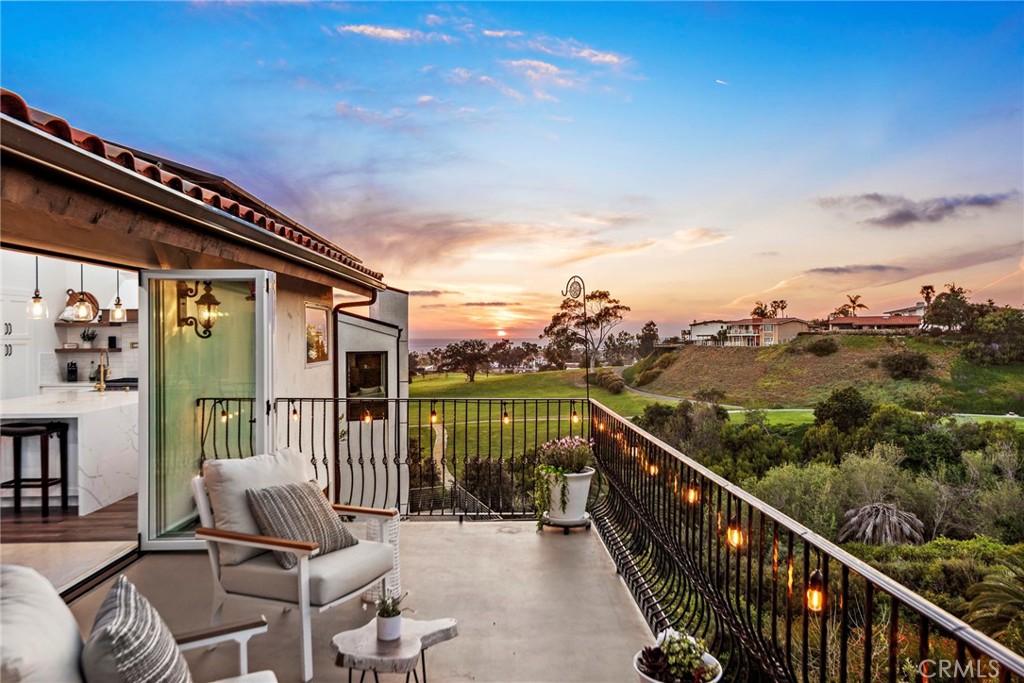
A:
[178, 281, 221, 339]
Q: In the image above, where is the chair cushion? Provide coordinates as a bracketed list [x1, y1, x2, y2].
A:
[247, 481, 358, 569]
[219, 540, 393, 606]
[0, 565, 84, 683]
[203, 449, 310, 565]
[81, 575, 193, 683]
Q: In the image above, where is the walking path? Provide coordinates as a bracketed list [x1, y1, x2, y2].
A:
[430, 424, 454, 486]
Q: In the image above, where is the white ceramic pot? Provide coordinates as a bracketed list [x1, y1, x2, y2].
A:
[81, 341, 92, 349]
[376, 615, 401, 641]
[545, 466, 595, 523]
[632, 650, 722, 683]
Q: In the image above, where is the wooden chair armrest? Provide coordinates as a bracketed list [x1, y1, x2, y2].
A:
[331, 504, 399, 518]
[175, 616, 269, 647]
[195, 527, 319, 555]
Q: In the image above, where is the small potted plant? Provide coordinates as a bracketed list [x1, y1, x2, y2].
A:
[79, 328, 98, 349]
[634, 629, 721, 683]
[375, 591, 408, 641]
[534, 435, 595, 530]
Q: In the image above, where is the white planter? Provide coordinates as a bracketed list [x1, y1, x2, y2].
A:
[545, 466, 595, 523]
[632, 650, 722, 683]
[376, 615, 401, 641]
[81, 341, 93, 349]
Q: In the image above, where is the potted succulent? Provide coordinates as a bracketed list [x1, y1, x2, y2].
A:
[634, 629, 721, 683]
[534, 435, 595, 530]
[375, 591, 408, 641]
[79, 327, 98, 348]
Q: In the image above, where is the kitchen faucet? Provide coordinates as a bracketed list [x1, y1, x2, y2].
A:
[95, 349, 109, 392]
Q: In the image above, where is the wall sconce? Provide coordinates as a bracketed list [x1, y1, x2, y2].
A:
[178, 281, 220, 339]
[726, 515, 745, 548]
[73, 265, 94, 321]
[806, 569, 825, 613]
[26, 257, 48, 320]
[110, 270, 126, 322]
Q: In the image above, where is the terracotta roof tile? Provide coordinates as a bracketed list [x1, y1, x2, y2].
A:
[1, 89, 383, 282]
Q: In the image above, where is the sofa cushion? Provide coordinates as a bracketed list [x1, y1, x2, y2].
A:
[0, 565, 85, 683]
[219, 540, 393, 606]
[247, 480, 358, 569]
[202, 448, 310, 565]
[81, 575, 192, 683]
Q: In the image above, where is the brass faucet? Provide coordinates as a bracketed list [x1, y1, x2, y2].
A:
[95, 349, 108, 392]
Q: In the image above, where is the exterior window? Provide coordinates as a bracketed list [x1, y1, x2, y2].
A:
[764, 324, 773, 331]
[347, 352, 387, 420]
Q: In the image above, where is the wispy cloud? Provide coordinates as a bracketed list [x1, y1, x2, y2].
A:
[807, 264, 906, 276]
[557, 239, 656, 265]
[817, 191, 1020, 228]
[424, 14, 444, 27]
[334, 24, 455, 44]
[463, 301, 521, 307]
[566, 212, 647, 227]
[335, 101, 411, 128]
[416, 95, 436, 106]
[528, 36, 630, 66]
[483, 29, 523, 38]
[447, 68, 525, 101]
[668, 228, 731, 250]
[409, 290, 460, 297]
[715, 79, 729, 86]
[502, 59, 580, 88]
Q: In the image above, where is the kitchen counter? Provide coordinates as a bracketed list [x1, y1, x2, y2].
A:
[1, 390, 138, 515]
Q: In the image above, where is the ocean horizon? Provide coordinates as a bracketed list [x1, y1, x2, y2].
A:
[409, 337, 540, 353]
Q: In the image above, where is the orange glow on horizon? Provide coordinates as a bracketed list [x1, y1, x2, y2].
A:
[496, 329, 508, 337]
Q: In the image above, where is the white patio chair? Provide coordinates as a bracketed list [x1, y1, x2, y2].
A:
[192, 449, 401, 682]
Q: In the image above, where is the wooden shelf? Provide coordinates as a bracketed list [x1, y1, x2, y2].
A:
[55, 348, 123, 354]
[54, 308, 138, 327]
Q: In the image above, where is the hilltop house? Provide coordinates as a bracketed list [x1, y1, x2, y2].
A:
[884, 301, 928, 317]
[690, 317, 810, 347]
[829, 315, 922, 331]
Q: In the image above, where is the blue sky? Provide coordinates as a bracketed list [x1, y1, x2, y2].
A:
[3, 2, 1021, 338]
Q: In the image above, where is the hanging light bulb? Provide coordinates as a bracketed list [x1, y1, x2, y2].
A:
[726, 515, 745, 548]
[570, 401, 580, 424]
[501, 402, 510, 425]
[429, 409, 438, 424]
[73, 265, 93, 321]
[220, 409, 229, 423]
[806, 569, 825, 613]
[648, 463, 659, 477]
[110, 269, 125, 322]
[363, 410, 373, 424]
[685, 482, 701, 505]
[26, 257, 49, 320]
[290, 402, 300, 422]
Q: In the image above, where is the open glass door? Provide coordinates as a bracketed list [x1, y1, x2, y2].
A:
[139, 270, 274, 550]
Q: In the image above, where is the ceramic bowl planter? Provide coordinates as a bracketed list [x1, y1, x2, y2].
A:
[376, 615, 401, 641]
[632, 629, 722, 683]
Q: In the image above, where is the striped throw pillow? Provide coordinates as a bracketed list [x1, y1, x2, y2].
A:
[246, 480, 358, 569]
[81, 576, 192, 683]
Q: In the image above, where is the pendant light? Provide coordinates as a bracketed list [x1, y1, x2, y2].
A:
[110, 270, 126, 322]
[26, 257, 49, 319]
[73, 265, 92, 321]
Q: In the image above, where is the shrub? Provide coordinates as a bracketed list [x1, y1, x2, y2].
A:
[806, 337, 840, 356]
[694, 387, 726, 403]
[654, 352, 677, 369]
[635, 368, 663, 386]
[814, 386, 874, 433]
[880, 350, 931, 380]
[864, 358, 879, 369]
[592, 368, 625, 394]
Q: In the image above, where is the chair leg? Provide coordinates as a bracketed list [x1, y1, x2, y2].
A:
[298, 555, 313, 682]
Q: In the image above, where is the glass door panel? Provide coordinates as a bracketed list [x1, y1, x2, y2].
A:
[139, 270, 274, 549]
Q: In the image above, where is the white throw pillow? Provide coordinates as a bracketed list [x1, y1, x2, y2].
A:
[202, 448, 310, 565]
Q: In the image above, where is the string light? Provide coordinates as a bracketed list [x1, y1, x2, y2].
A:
[806, 569, 825, 613]
[726, 516, 745, 548]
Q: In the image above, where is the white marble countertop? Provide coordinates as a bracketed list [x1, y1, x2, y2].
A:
[0, 390, 138, 418]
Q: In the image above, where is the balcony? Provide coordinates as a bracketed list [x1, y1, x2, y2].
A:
[146, 397, 1024, 681]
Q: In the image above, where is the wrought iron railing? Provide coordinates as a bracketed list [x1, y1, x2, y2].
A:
[194, 395, 1024, 682]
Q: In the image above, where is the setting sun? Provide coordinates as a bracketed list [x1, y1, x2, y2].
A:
[496, 330, 507, 337]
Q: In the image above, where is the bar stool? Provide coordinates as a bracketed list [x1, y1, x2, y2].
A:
[1, 422, 70, 517]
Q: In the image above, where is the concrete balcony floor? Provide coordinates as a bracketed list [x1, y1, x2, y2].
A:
[69, 521, 652, 682]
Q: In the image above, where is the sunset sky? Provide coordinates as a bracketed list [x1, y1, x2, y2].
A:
[3, 2, 1021, 341]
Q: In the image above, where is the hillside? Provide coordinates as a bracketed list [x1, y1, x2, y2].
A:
[629, 335, 1024, 414]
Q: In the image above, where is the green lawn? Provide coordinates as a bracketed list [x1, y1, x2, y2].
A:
[410, 370, 666, 417]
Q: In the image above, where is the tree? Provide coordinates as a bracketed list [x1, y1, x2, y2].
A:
[409, 351, 422, 378]
[542, 289, 630, 369]
[838, 503, 924, 545]
[924, 283, 971, 330]
[603, 330, 637, 366]
[637, 321, 659, 357]
[845, 294, 868, 317]
[713, 329, 729, 346]
[439, 339, 490, 382]
[920, 284, 935, 306]
[489, 339, 515, 371]
[771, 300, 788, 317]
[966, 556, 1024, 652]
[832, 304, 853, 318]
[750, 301, 772, 318]
[813, 386, 874, 433]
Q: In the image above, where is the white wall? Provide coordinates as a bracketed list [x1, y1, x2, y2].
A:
[273, 275, 334, 400]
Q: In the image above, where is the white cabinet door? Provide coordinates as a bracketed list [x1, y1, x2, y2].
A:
[1, 292, 32, 339]
[1, 340, 34, 399]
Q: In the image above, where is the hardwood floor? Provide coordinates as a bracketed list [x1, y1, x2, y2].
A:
[1, 495, 137, 543]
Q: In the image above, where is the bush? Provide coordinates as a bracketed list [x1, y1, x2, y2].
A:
[881, 350, 931, 380]
[635, 368, 663, 386]
[694, 387, 726, 403]
[863, 358, 879, 369]
[654, 352, 677, 369]
[806, 337, 840, 356]
[592, 368, 625, 394]
[814, 386, 874, 433]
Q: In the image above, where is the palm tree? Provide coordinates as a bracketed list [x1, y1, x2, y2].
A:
[832, 304, 853, 318]
[837, 503, 924, 545]
[919, 284, 935, 307]
[845, 294, 868, 317]
[777, 299, 788, 317]
[966, 554, 1024, 652]
[750, 301, 770, 318]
